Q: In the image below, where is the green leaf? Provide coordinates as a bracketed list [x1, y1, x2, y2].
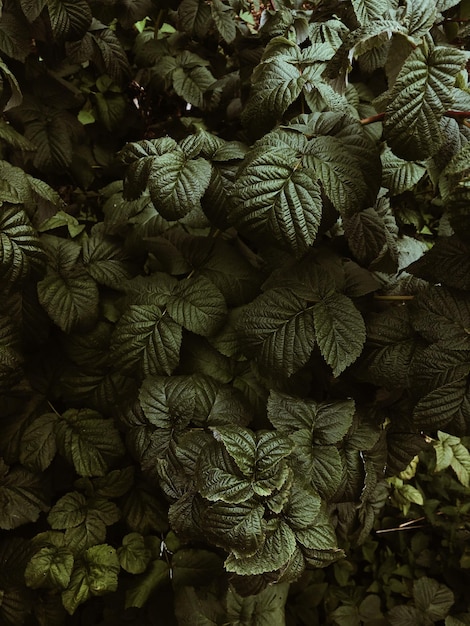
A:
[211, 0, 236, 43]
[0, 462, 49, 529]
[125, 558, 170, 609]
[19, 413, 57, 472]
[231, 144, 322, 256]
[46, 0, 92, 40]
[0, 204, 44, 289]
[172, 548, 223, 588]
[0, 58, 23, 111]
[238, 289, 315, 376]
[350, 0, 389, 23]
[20, 0, 47, 22]
[226, 583, 290, 625]
[414, 577, 454, 621]
[202, 501, 265, 557]
[384, 40, 466, 159]
[111, 305, 182, 376]
[90, 25, 131, 84]
[381, 146, 426, 195]
[408, 236, 470, 291]
[82, 233, 133, 288]
[225, 519, 297, 575]
[0, 9, 31, 62]
[413, 377, 470, 430]
[197, 442, 253, 504]
[55, 409, 124, 477]
[121, 480, 168, 534]
[25, 533, 74, 589]
[411, 286, 470, 350]
[166, 275, 227, 336]
[178, 0, 212, 38]
[62, 544, 120, 615]
[313, 293, 366, 376]
[435, 431, 470, 486]
[118, 533, 152, 574]
[149, 150, 211, 220]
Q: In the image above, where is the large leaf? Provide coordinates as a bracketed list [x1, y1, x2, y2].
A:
[231, 144, 322, 256]
[238, 288, 315, 376]
[350, 0, 390, 24]
[414, 577, 454, 621]
[226, 583, 290, 625]
[118, 533, 152, 575]
[46, 0, 92, 40]
[381, 146, 426, 195]
[225, 518, 297, 575]
[55, 409, 124, 477]
[413, 377, 470, 431]
[313, 292, 366, 376]
[166, 275, 227, 336]
[25, 532, 74, 589]
[202, 501, 265, 557]
[434, 431, 470, 486]
[111, 305, 182, 376]
[61, 544, 120, 615]
[178, 0, 212, 38]
[0, 204, 44, 289]
[211, 0, 236, 43]
[0, 461, 49, 530]
[384, 40, 466, 159]
[19, 413, 57, 472]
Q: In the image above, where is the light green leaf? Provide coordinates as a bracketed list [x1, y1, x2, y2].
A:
[231, 145, 322, 256]
[25, 534, 74, 589]
[19, 413, 57, 472]
[314, 293, 366, 376]
[125, 559, 170, 609]
[403, 0, 437, 40]
[211, 0, 236, 43]
[166, 275, 227, 336]
[435, 431, 470, 487]
[62, 544, 120, 615]
[414, 577, 454, 621]
[238, 289, 315, 376]
[0, 463, 49, 530]
[0, 204, 44, 289]
[118, 533, 152, 574]
[384, 41, 466, 159]
[112, 305, 182, 376]
[55, 409, 124, 477]
[46, 0, 92, 40]
[225, 518, 297, 575]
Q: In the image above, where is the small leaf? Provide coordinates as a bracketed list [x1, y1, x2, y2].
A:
[314, 293, 366, 376]
[118, 533, 152, 574]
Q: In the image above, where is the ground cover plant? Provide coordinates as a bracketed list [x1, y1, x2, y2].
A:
[1, 0, 470, 623]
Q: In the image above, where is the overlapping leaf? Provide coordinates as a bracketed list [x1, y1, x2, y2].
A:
[384, 40, 466, 159]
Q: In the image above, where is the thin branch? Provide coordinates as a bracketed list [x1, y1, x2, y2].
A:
[360, 112, 385, 125]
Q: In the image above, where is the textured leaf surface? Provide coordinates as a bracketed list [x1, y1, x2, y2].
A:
[118, 533, 151, 574]
[112, 305, 182, 376]
[19, 413, 57, 472]
[166, 275, 227, 336]
[384, 41, 466, 159]
[0, 464, 49, 530]
[46, 0, 92, 40]
[25, 535, 74, 590]
[238, 289, 315, 376]
[55, 409, 124, 477]
[231, 144, 322, 256]
[313, 293, 366, 376]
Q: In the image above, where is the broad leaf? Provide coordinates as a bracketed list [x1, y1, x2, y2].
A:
[414, 577, 454, 621]
[434, 431, 470, 487]
[178, 0, 212, 38]
[226, 583, 290, 625]
[0, 462, 49, 529]
[125, 559, 170, 609]
[381, 146, 426, 195]
[211, 0, 236, 43]
[25, 532, 74, 589]
[313, 293, 366, 376]
[231, 144, 322, 256]
[55, 409, 124, 477]
[166, 275, 227, 336]
[384, 40, 466, 159]
[202, 501, 265, 557]
[111, 305, 182, 376]
[46, 0, 92, 40]
[238, 288, 315, 376]
[19, 412, 57, 472]
[61, 544, 120, 614]
[413, 377, 470, 431]
[118, 533, 152, 574]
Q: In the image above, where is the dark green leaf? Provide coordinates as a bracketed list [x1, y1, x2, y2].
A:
[46, 0, 92, 40]
[19, 412, 57, 472]
[0, 462, 49, 529]
[118, 533, 152, 574]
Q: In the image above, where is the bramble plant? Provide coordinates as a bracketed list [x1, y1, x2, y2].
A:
[1, 0, 470, 623]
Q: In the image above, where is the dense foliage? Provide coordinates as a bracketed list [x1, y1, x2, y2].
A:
[1, 0, 470, 623]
